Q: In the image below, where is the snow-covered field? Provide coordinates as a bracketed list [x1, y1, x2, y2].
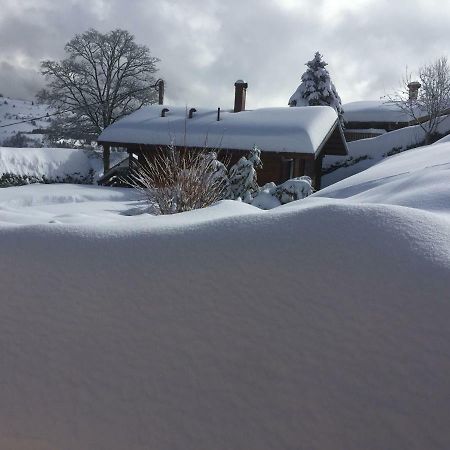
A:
[0, 142, 449, 449]
[323, 115, 450, 187]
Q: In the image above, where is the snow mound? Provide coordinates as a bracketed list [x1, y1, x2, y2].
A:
[0, 184, 260, 226]
[316, 140, 450, 214]
[323, 115, 450, 187]
[0, 143, 450, 449]
[0, 147, 96, 179]
[0, 147, 126, 183]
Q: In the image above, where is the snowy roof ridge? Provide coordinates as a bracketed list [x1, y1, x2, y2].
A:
[98, 105, 340, 155]
[342, 100, 424, 123]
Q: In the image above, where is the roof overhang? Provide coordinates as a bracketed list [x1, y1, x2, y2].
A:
[314, 119, 348, 158]
[98, 105, 345, 157]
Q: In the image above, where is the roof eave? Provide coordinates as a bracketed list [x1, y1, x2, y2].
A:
[314, 119, 348, 158]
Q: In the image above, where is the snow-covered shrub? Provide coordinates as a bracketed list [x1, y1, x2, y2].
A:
[251, 177, 313, 210]
[0, 170, 94, 188]
[128, 147, 230, 215]
[205, 151, 231, 199]
[250, 182, 281, 209]
[289, 51, 344, 126]
[228, 145, 262, 201]
[274, 176, 313, 203]
[0, 173, 42, 187]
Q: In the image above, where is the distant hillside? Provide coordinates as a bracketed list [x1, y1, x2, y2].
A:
[0, 95, 52, 147]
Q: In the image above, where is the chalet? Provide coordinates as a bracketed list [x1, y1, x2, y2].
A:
[97, 81, 348, 189]
[342, 81, 450, 141]
[343, 100, 420, 141]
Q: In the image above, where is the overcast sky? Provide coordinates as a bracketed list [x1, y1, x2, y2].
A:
[0, 0, 448, 109]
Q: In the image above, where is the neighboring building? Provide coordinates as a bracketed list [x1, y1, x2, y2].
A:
[342, 81, 448, 141]
[97, 81, 348, 189]
[342, 100, 420, 141]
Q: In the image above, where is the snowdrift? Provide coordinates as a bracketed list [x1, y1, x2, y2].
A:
[0, 143, 450, 449]
[323, 115, 450, 186]
[0, 147, 126, 183]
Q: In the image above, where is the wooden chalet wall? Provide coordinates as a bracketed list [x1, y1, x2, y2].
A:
[129, 145, 323, 189]
[345, 120, 408, 132]
[105, 122, 348, 190]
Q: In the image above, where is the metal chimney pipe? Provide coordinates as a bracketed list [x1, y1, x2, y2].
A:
[408, 81, 421, 101]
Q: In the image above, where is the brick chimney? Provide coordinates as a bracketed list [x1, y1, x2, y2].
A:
[408, 81, 421, 101]
[234, 79, 248, 112]
[158, 79, 165, 105]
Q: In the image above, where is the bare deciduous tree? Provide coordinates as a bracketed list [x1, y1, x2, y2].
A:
[386, 57, 450, 144]
[37, 28, 160, 154]
[128, 147, 230, 215]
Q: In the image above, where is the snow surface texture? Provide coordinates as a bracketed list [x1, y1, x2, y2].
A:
[323, 115, 450, 187]
[0, 143, 450, 449]
[0, 147, 126, 183]
[98, 105, 338, 155]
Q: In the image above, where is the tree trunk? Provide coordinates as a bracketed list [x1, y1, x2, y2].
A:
[103, 144, 111, 173]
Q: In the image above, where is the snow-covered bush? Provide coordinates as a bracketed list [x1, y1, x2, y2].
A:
[289, 51, 344, 126]
[274, 176, 313, 203]
[251, 176, 313, 210]
[205, 151, 231, 199]
[129, 145, 312, 213]
[0, 170, 95, 188]
[228, 146, 262, 201]
[128, 147, 230, 215]
[250, 182, 281, 209]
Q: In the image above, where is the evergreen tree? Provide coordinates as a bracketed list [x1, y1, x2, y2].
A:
[288, 52, 344, 126]
[228, 146, 262, 202]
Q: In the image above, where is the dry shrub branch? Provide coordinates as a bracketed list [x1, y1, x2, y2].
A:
[128, 146, 230, 214]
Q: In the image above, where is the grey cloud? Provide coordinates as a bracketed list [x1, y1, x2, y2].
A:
[0, 0, 448, 107]
[0, 61, 44, 98]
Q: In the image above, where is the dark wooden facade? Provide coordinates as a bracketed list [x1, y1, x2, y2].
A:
[131, 147, 318, 186]
[345, 120, 409, 132]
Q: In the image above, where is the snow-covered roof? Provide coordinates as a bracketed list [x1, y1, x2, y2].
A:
[343, 100, 422, 123]
[98, 105, 340, 155]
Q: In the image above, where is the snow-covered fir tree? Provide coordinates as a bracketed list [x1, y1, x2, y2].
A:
[228, 146, 262, 202]
[203, 151, 231, 199]
[288, 52, 344, 126]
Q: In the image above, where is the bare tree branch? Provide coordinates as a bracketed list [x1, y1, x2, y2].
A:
[37, 28, 160, 144]
[126, 148, 230, 215]
[385, 57, 450, 144]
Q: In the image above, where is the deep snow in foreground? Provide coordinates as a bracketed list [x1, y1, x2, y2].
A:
[0, 143, 450, 449]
